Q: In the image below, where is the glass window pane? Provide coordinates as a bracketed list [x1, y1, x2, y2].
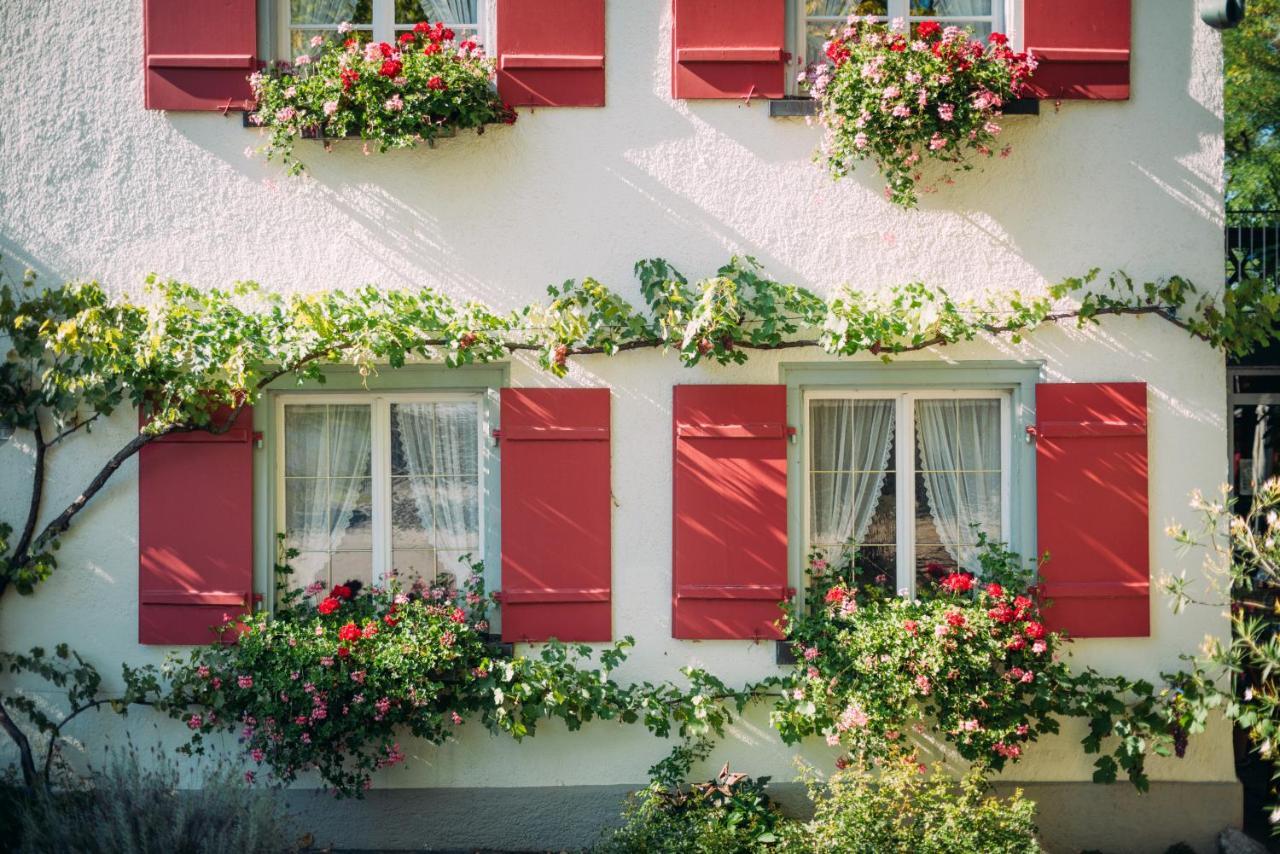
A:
[291, 0, 372, 25]
[290, 28, 365, 57]
[911, 0, 992, 15]
[808, 399, 896, 549]
[291, 551, 330, 590]
[284, 479, 328, 551]
[913, 398, 1002, 578]
[329, 405, 372, 478]
[391, 548, 436, 585]
[392, 477, 434, 548]
[402, 0, 479, 25]
[330, 550, 373, 589]
[806, 0, 888, 16]
[329, 477, 373, 550]
[391, 402, 478, 476]
[285, 405, 326, 477]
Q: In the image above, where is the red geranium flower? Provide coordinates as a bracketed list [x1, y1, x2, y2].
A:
[889, 39, 907, 52]
[331, 584, 353, 600]
[988, 32, 1009, 46]
[450, 607, 466, 624]
[337, 645, 351, 658]
[340, 68, 360, 91]
[988, 603, 1017, 624]
[824, 586, 847, 603]
[427, 75, 446, 91]
[945, 610, 966, 628]
[317, 597, 340, 615]
[413, 21, 431, 34]
[939, 572, 975, 594]
[338, 622, 361, 642]
[379, 59, 403, 78]
[1024, 621, 1046, 640]
[917, 21, 942, 39]
[383, 614, 398, 627]
[398, 31, 416, 45]
[379, 41, 393, 57]
[423, 42, 441, 56]
[984, 582, 1004, 598]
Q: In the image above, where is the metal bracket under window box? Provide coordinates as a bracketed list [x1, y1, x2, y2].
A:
[768, 96, 1039, 118]
[481, 632, 514, 658]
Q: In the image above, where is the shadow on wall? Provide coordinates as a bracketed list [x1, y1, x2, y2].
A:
[3, 2, 1220, 306]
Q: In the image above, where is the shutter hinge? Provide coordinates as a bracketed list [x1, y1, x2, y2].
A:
[786, 426, 797, 445]
[1024, 425, 1038, 444]
[490, 428, 501, 447]
[253, 431, 264, 449]
[784, 586, 797, 600]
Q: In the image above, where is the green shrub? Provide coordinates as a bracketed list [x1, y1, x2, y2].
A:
[595, 765, 788, 853]
[9, 747, 295, 854]
[784, 753, 1040, 854]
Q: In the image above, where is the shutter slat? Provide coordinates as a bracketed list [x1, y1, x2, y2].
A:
[139, 405, 254, 644]
[1024, 0, 1131, 100]
[1035, 382, 1150, 637]
[672, 385, 790, 639]
[144, 0, 258, 111]
[672, 0, 786, 100]
[499, 388, 612, 642]
[496, 0, 606, 107]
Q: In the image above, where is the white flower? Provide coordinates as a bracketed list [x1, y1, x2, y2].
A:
[338, 20, 354, 33]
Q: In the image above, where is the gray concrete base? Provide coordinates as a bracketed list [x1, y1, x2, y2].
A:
[283, 779, 1243, 852]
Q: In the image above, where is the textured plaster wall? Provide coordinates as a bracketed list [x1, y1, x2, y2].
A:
[0, 0, 1237, 828]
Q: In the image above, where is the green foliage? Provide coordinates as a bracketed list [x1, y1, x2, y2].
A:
[1225, 0, 1280, 209]
[782, 753, 1040, 854]
[771, 541, 1195, 791]
[158, 553, 752, 796]
[595, 765, 786, 854]
[249, 22, 514, 174]
[1166, 480, 1280, 832]
[8, 746, 296, 854]
[800, 19, 1035, 207]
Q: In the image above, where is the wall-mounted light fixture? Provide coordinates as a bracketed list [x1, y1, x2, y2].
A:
[1200, 0, 1246, 29]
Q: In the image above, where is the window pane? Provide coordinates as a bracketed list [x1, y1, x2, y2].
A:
[808, 398, 897, 592]
[391, 548, 436, 585]
[290, 28, 367, 56]
[282, 402, 372, 593]
[910, 20, 992, 39]
[913, 399, 1002, 586]
[291, 0, 372, 25]
[806, 0, 889, 16]
[910, 0, 992, 15]
[400, 0, 478, 25]
[389, 401, 481, 566]
[330, 550, 373, 589]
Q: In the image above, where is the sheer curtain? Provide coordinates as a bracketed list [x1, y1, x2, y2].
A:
[284, 404, 371, 582]
[931, 1, 990, 15]
[292, 0, 359, 25]
[393, 403, 478, 554]
[419, 0, 478, 25]
[810, 399, 895, 547]
[916, 399, 1001, 571]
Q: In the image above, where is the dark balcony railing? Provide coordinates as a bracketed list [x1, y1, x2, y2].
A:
[1227, 210, 1280, 284]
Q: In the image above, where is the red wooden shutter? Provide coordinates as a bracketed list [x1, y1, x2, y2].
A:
[1035, 382, 1149, 637]
[144, 0, 258, 111]
[139, 406, 255, 644]
[671, 0, 786, 100]
[499, 388, 611, 642]
[673, 385, 791, 639]
[496, 0, 606, 107]
[1024, 0, 1131, 100]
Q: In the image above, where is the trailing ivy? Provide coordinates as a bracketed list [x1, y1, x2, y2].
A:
[0, 257, 1271, 603]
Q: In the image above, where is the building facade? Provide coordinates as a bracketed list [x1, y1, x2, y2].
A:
[0, 1, 1242, 850]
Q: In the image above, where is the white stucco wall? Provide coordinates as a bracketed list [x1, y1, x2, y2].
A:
[0, 0, 1235, 812]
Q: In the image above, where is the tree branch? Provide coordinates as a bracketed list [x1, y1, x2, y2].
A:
[13, 419, 46, 562]
[0, 697, 39, 791]
[47, 413, 101, 448]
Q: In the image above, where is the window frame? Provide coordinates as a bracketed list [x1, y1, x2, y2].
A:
[273, 0, 492, 61]
[802, 387, 1010, 597]
[253, 364, 506, 612]
[782, 360, 1041, 597]
[788, 0, 1018, 94]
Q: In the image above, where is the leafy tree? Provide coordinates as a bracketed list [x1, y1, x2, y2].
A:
[1226, 0, 1280, 210]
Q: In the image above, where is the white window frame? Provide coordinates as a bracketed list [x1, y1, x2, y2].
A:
[276, 0, 491, 61]
[274, 391, 488, 588]
[792, 1, 1015, 91]
[801, 388, 1011, 598]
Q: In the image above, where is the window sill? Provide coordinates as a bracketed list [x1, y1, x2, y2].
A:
[768, 96, 1040, 118]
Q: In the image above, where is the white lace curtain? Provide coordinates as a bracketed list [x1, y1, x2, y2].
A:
[291, 0, 359, 25]
[810, 399, 895, 547]
[284, 404, 372, 573]
[418, 0, 478, 25]
[393, 402, 478, 552]
[915, 399, 1001, 571]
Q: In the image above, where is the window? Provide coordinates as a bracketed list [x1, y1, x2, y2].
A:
[280, 0, 483, 58]
[798, 1, 1004, 69]
[277, 393, 484, 592]
[804, 389, 1010, 595]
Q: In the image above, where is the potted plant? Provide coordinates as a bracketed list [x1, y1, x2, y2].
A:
[248, 20, 516, 174]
